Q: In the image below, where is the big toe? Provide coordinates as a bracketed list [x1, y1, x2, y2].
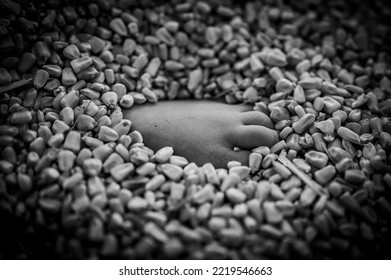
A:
[229, 125, 279, 149]
[240, 110, 274, 129]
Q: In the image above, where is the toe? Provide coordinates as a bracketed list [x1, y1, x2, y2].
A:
[240, 111, 274, 129]
[229, 125, 279, 149]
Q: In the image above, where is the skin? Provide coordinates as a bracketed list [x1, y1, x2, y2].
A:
[123, 99, 279, 168]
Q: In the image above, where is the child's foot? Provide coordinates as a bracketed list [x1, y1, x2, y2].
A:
[123, 100, 279, 168]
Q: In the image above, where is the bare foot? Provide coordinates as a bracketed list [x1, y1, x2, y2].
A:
[123, 100, 279, 168]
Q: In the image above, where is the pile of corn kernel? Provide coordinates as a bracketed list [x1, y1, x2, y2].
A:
[0, 0, 390, 259]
